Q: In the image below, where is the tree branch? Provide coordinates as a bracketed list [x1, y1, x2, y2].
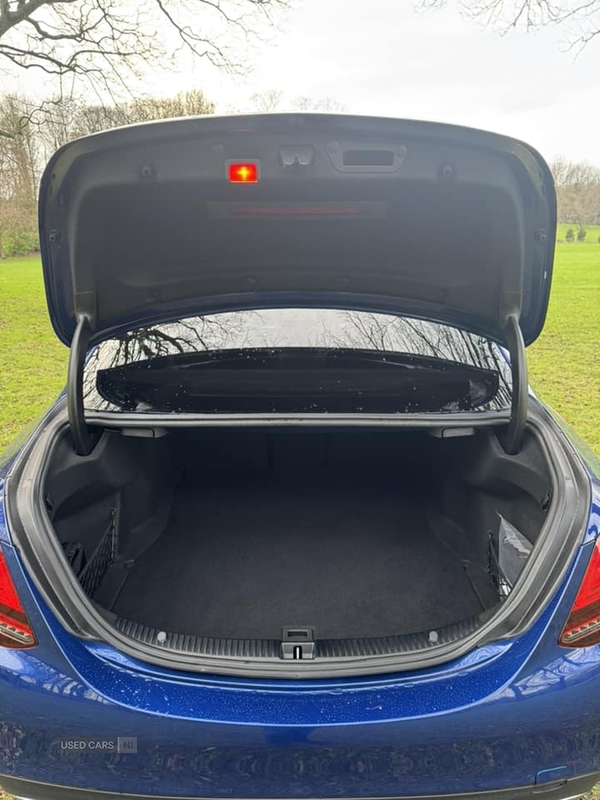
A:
[420, 0, 600, 49]
[1, 0, 289, 92]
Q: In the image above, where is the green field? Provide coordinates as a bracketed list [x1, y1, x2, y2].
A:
[529, 241, 600, 451]
[0, 257, 67, 451]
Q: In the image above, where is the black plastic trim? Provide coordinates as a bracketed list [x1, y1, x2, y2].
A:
[503, 314, 528, 455]
[114, 614, 484, 660]
[68, 315, 94, 456]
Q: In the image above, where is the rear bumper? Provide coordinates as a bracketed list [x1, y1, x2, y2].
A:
[4, 638, 600, 800]
[2, 772, 599, 800]
[3, 537, 600, 798]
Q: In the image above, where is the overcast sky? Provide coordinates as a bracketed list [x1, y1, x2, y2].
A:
[7, 0, 600, 164]
[205, 0, 600, 165]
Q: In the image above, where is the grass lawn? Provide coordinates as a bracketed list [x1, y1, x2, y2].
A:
[0, 257, 67, 451]
[529, 242, 600, 451]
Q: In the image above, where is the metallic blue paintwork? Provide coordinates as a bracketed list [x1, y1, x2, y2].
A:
[0, 401, 599, 796]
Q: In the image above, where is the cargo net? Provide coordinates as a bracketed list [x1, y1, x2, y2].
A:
[488, 515, 532, 601]
[78, 509, 117, 598]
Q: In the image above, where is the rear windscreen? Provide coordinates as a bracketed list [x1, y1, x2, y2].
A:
[83, 309, 512, 414]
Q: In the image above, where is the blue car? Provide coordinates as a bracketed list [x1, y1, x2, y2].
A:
[1, 114, 599, 800]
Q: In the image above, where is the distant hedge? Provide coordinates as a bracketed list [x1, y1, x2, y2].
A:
[0, 230, 39, 258]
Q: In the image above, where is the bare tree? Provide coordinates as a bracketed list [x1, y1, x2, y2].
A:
[37, 89, 215, 151]
[0, 94, 38, 256]
[0, 95, 38, 194]
[420, 0, 600, 49]
[0, 89, 215, 256]
[250, 88, 283, 111]
[247, 89, 346, 113]
[0, 0, 287, 134]
[293, 95, 346, 112]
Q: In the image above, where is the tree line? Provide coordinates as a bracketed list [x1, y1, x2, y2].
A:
[551, 157, 600, 230]
[0, 91, 215, 258]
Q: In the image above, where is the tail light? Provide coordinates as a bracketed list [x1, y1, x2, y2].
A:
[560, 538, 600, 647]
[0, 548, 36, 648]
